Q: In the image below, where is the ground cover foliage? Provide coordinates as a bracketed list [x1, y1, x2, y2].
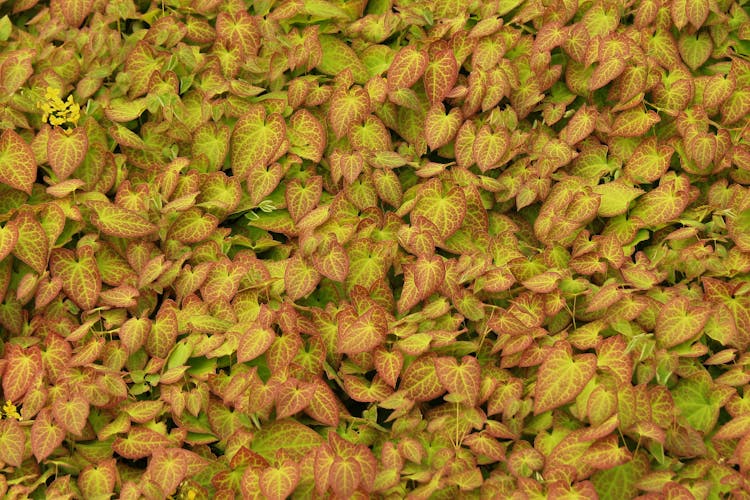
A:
[1, 0, 750, 497]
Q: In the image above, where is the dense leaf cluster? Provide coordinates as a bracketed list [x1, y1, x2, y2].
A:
[0, 0, 750, 498]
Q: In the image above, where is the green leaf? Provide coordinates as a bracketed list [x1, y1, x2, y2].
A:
[48, 127, 88, 181]
[167, 208, 219, 243]
[288, 109, 326, 163]
[592, 180, 645, 217]
[610, 108, 660, 137]
[59, 0, 94, 27]
[534, 343, 597, 414]
[559, 105, 598, 145]
[0, 129, 36, 194]
[113, 426, 172, 460]
[678, 31, 712, 71]
[317, 35, 369, 84]
[672, 373, 721, 433]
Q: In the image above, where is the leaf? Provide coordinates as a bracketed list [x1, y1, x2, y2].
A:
[722, 88, 750, 125]
[286, 176, 322, 223]
[0, 419, 24, 466]
[50, 247, 101, 311]
[284, 254, 320, 301]
[434, 356, 481, 405]
[678, 32, 712, 71]
[237, 326, 275, 363]
[3, 344, 41, 402]
[629, 177, 691, 226]
[312, 238, 349, 282]
[316, 34, 369, 84]
[215, 10, 261, 57]
[686, 0, 709, 28]
[0, 129, 36, 194]
[423, 49, 459, 106]
[261, 461, 300, 500]
[610, 108, 660, 137]
[328, 87, 370, 139]
[8, 211, 47, 276]
[288, 109, 326, 163]
[167, 208, 219, 243]
[338, 306, 387, 355]
[473, 125, 509, 172]
[425, 104, 463, 150]
[77, 459, 117, 500]
[87, 200, 157, 238]
[250, 420, 324, 462]
[387, 46, 428, 90]
[59, 0, 94, 27]
[592, 181, 644, 217]
[31, 407, 66, 462]
[559, 105, 598, 145]
[0, 223, 17, 263]
[655, 296, 710, 348]
[624, 137, 673, 184]
[0, 49, 34, 95]
[411, 179, 466, 240]
[48, 127, 88, 180]
[672, 374, 720, 433]
[412, 255, 445, 300]
[534, 344, 597, 414]
[52, 393, 90, 436]
[401, 355, 445, 402]
[231, 105, 287, 179]
[113, 426, 172, 460]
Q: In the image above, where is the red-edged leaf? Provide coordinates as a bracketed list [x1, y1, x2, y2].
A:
[52, 393, 89, 436]
[113, 426, 172, 460]
[120, 316, 151, 355]
[306, 380, 340, 426]
[9, 210, 48, 275]
[275, 379, 315, 419]
[146, 448, 187, 496]
[411, 179, 466, 240]
[48, 127, 88, 180]
[286, 176, 322, 223]
[412, 255, 445, 300]
[3, 344, 42, 402]
[560, 105, 598, 145]
[146, 303, 178, 359]
[387, 46, 428, 90]
[231, 105, 287, 179]
[328, 87, 370, 139]
[59, 0, 94, 27]
[400, 355, 445, 402]
[534, 343, 597, 414]
[167, 208, 219, 243]
[284, 254, 320, 301]
[425, 104, 463, 150]
[0, 222, 18, 263]
[655, 296, 710, 348]
[423, 49, 458, 105]
[260, 461, 300, 500]
[611, 108, 660, 137]
[31, 407, 66, 462]
[374, 347, 403, 388]
[288, 109, 326, 163]
[237, 326, 276, 363]
[0, 419, 25, 467]
[434, 356, 481, 405]
[312, 238, 349, 282]
[686, 0, 709, 27]
[215, 10, 261, 57]
[50, 247, 101, 311]
[473, 125, 509, 172]
[87, 200, 157, 238]
[78, 459, 117, 499]
[338, 306, 387, 355]
[678, 31, 712, 71]
[0, 129, 36, 194]
[624, 137, 673, 183]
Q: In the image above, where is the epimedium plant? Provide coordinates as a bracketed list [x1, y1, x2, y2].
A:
[0, 0, 749, 498]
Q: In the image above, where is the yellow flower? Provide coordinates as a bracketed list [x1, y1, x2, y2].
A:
[2, 400, 21, 420]
[38, 86, 80, 130]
